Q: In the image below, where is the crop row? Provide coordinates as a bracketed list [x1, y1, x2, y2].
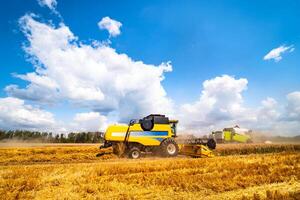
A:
[0, 143, 299, 165]
[0, 152, 299, 199]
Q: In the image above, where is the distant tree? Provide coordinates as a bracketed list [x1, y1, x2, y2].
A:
[68, 132, 76, 143]
[0, 130, 105, 143]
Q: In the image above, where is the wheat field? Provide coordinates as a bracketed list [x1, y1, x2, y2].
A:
[0, 143, 299, 199]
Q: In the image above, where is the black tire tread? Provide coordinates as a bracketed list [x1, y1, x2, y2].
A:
[207, 138, 216, 149]
[128, 147, 141, 159]
[160, 138, 179, 157]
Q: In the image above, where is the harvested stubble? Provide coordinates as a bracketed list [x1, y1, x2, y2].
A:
[216, 143, 300, 156]
[1, 143, 299, 165]
[0, 143, 299, 200]
[0, 144, 117, 165]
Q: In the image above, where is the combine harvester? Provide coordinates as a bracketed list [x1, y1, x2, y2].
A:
[212, 125, 252, 143]
[99, 114, 216, 159]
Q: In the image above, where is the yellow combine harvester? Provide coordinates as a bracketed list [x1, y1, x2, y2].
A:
[99, 114, 216, 159]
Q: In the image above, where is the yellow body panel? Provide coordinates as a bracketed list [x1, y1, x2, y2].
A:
[104, 123, 174, 146]
[178, 144, 214, 158]
[224, 130, 251, 143]
[224, 130, 232, 141]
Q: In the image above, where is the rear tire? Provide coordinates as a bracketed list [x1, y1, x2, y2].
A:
[160, 138, 179, 157]
[207, 139, 216, 149]
[128, 147, 141, 159]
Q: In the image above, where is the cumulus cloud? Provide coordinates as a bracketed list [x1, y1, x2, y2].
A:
[254, 93, 300, 135]
[254, 97, 280, 130]
[98, 16, 122, 37]
[38, 0, 57, 12]
[285, 91, 300, 121]
[263, 45, 294, 62]
[6, 14, 173, 123]
[0, 97, 107, 132]
[5, 72, 60, 103]
[178, 75, 256, 133]
[70, 112, 108, 132]
[258, 97, 280, 121]
[0, 97, 56, 131]
[178, 75, 300, 135]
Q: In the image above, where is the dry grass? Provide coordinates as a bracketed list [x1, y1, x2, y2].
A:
[0, 143, 299, 199]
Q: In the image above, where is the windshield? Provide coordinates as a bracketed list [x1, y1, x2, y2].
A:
[170, 122, 177, 136]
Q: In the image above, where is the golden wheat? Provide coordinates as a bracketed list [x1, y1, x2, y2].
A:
[215, 143, 300, 156]
[1, 143, 299, 165]
[0, 144, 118, 165]
[0, 143, 299, 199]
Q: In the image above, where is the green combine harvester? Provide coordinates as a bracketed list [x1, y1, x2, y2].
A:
[212, 126, 252, 143]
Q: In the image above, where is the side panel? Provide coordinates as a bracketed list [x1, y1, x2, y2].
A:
[104, 123, 172, 146]
[128, 130, 168, 146]
[224, 131, 232, 141]
[104, 125, 128, 142]
[232, 134, 250, 143]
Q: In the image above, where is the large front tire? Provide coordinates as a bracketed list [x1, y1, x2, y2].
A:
[160, 138, 179, 157]
[128, 147, 141, 159]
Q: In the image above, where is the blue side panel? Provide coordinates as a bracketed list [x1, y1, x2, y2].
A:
[130, 131, 168, 137]
[154, 138, 164, 142]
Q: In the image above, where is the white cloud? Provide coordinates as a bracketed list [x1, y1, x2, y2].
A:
[98, 16, 122, 37]
[263, 45, 294, 62]
[177, 75, 300, 136]
[0, 97, 107, 133]
[0, 97, 56, 131]
[254, 97, 280, 130]
[70, 112, 108, 132]
[285, 91, 300, 121]
[15, 73, 59, 90]
[7, 14, 173, 123]
[178, 75, 255, 133]
[5, 72, 60, 103]
[259, 97, 280, 121]
[253, 93, 300, 135]
[38, 0, 57, 12]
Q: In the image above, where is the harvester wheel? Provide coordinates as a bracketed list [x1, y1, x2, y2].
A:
[160, 138, 179, 157]
[128, 147, 141, 159]
[207, 139, 216, 150]
[140, 118, 154, 131]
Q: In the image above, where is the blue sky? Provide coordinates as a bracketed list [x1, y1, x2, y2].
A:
[0, 0, 299, 134]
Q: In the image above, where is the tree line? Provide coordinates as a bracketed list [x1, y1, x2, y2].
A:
[0, 130, 104, 143]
